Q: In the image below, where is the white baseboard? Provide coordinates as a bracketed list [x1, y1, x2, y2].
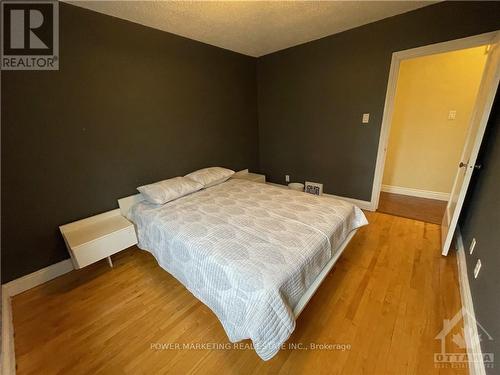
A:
[4, 259, 74, 297]
[381, 184, 449, 201]
[266, 182, 374, 211]
[455, 229, 486, 375]
[2, 286, 16, 375]
[325, 193, 374, 211]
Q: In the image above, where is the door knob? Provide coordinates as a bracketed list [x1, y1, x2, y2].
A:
[459, 162, 468, 168]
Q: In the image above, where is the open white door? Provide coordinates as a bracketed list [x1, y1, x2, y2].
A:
[442, 32, 500, 255]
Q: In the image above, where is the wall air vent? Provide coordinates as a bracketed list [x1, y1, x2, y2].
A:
[305, 181, 323, 196]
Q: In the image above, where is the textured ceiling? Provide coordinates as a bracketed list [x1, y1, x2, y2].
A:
[68, 1, 436, 57]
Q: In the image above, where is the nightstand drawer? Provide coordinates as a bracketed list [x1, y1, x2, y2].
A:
[70, 226, 137, 268]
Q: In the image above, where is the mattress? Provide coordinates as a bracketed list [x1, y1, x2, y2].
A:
[130, 179, 368, 360]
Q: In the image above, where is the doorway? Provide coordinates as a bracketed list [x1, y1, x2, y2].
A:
[370, 31, 500, 255]
[377, 46, 488, 224]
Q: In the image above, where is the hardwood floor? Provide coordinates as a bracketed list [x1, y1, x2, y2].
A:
[378, 192, 448, 224]
[12, 211, 466, 375]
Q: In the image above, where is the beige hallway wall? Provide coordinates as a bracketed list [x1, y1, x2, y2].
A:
[382, 46, 488, 194]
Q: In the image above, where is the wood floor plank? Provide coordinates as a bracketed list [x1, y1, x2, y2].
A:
[12, 211, 466, 374]
[378, 192, 447, 224]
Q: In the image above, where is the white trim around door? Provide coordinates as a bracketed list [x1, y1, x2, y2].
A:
[369, 31, 500, 212]
[1, 259, 75, 375]
[1, 286, 16, 375]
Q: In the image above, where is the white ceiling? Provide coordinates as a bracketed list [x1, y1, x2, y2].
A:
[68, 1, 436, 57]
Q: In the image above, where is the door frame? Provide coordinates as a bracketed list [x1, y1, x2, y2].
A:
[369, 30, 499, 211]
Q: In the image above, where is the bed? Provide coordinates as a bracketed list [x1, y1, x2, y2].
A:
[119, 179, 367, 360]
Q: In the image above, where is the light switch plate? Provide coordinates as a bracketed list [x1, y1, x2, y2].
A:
[473, 259, 482, 279]
[362, 113, 370, 124]
[285, 175, 290, 183]
[469, 238, 476, 255]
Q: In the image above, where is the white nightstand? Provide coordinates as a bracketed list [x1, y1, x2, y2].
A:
[59, 209, 137, 269]
[232, 171, 266, 183]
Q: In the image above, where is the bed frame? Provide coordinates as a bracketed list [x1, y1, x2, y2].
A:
[293, 229, 356, 317]
[117, 193, 358, 319]
[118, 193, 144, 218]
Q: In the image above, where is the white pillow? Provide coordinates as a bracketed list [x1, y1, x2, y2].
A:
[185, 167, 235, 188]
[137, 176, 203, 205]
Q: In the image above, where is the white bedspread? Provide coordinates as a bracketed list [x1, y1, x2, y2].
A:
[130, 179, 367, 360]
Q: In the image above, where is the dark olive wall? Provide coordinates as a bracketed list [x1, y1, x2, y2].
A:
[1, 3, 258, 282]
[459, 92, 500, 374]
[2, 1, 500, 286]
[257, 1, 500, 200]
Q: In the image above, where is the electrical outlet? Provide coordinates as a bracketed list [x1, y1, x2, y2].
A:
[448, 110, 457, 120]
[473, 259, 482, 279]
[362, 113, 370, 124]
[285, 175, 290, 183]
[469, 238, 477, 255]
